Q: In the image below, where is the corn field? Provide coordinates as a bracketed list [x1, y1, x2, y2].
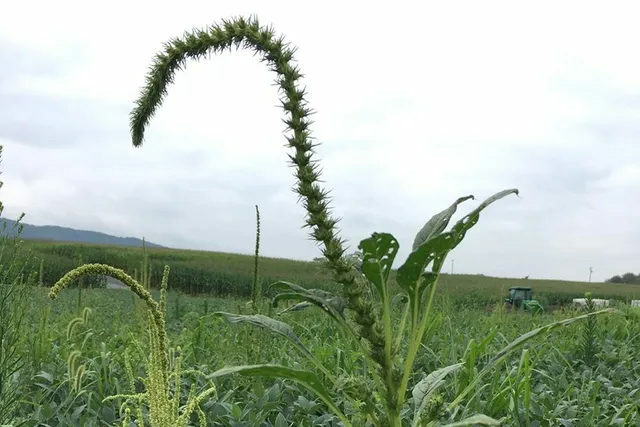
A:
[1, 15, 639, 427]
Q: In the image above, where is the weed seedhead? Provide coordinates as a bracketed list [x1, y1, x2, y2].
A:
[252, 205, 262, 313]
[129, 13, 377, 373]
[579, 292, 599, 366]
[129, 15, 617, 427]
[66, 307, 91, 340]
[50, 263, 215, 426]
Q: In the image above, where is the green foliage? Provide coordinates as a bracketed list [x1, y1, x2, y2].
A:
[578, 292, 599, 366]
[210, 364, 349, 425]
[17, 14, 638, 427]
[15, 287, 639, 425]
[125, 16, 624, 426]
[252, 205, 263, 313]
[49, 264, 217, 426]
[0, 146, 34, 424]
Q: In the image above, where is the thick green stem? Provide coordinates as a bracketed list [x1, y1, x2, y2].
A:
[380, 275, 398, 420]
[397, 274, 441, 408]
[394, 300, 411, 354]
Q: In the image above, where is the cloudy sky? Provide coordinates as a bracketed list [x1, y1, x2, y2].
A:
[1, 1, 638, 282]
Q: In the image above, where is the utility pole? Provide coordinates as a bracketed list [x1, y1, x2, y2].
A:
[589, 266, 594, 283]
[451, 259, 455, 275]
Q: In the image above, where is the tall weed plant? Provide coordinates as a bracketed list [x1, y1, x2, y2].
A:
[49, 16, 616, 426]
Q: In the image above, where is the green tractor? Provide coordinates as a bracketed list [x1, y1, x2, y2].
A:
[505, 287, 544, 313]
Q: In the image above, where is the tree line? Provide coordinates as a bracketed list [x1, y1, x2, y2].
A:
[607, 272, 640, 284]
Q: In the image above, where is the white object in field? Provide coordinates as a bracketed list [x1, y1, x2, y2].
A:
[572, 298, 610, 308]
[631, 300, 640, 308]
[106, 276, 127, 289]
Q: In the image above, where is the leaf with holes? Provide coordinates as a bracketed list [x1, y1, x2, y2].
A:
[412, 195, 474, 250]
[358, 232, 399, 298]
[449, 189, 519, 250]
[397, 232, 455, 298]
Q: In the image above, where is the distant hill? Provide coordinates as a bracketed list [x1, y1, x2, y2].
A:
[0, 218, 164, 248]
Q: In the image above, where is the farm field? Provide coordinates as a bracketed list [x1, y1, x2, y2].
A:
[25, 240, 640, 305]
[9, 285, 640, 425]
[3, 10, 640, 427]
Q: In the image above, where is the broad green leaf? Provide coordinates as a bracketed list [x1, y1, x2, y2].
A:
[213, 311, 334, 380]
[271, 281, 355, 338]
[209, 364, 349, 426]
[397, 189, 519, 299]
[441, 414, 503, 426]
[271, 281, 346, 318]
[358, 232, 399, 297]
[212, 312, 314, 360]
[274, 413, 288, 427]
[448, 308, 617, 409]
[412, 195, 474, 250]
[397, 232, 455, 294]
[449, 189, 518, 250]
[271, 281, 345, 312]
[412, 363, 464, 426]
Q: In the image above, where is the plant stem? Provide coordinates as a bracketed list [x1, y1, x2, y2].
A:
[397, 274, 441, 408]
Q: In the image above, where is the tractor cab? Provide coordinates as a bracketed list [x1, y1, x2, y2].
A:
[505, 287, 544, 312]
[506, 287, 532, 307]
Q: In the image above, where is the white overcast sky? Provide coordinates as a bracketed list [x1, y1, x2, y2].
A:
[1, 0, 638, 282]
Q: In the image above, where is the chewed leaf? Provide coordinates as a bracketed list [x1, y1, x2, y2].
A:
[412, 363, 464, 425]
[358, 233, 399, 297]
[213, 312, 314, 359]
[397, 189, 519, 299]
[412, 195, 474, 251]
[449, 189, 519, 250]
[397, 232, 455, 293]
